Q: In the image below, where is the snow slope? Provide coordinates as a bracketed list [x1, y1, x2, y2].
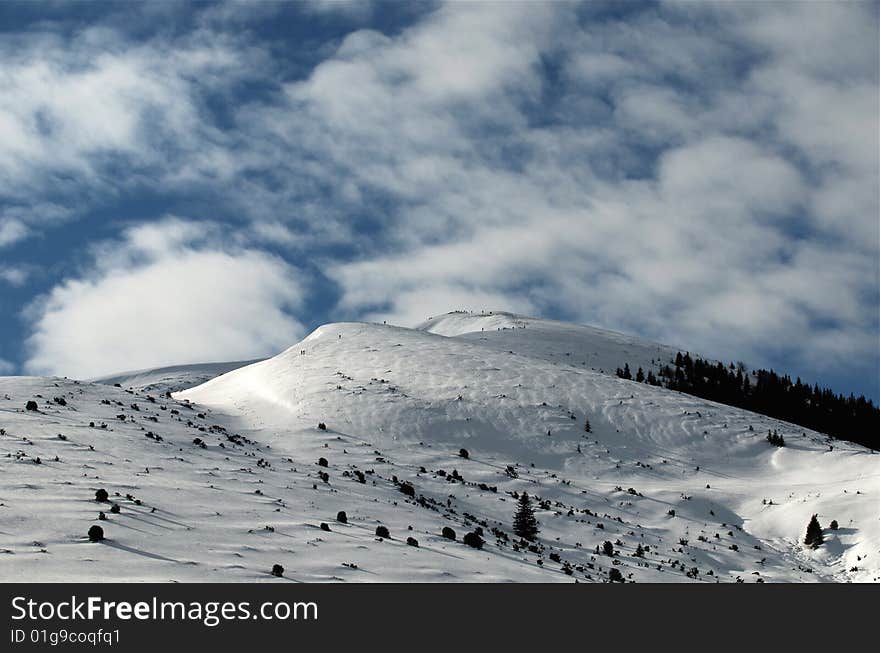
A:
[1, 314, 877, 583]
[417, 311, 689, 378]
[93, 360, 261, 394]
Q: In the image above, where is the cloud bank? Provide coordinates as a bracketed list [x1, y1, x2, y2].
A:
[24, 219, 305, 378]
[2, 1, 877, 396]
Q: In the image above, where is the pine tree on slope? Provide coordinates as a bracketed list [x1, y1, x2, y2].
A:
[804, 514, 823, 548]
[513, 492, 540, 541]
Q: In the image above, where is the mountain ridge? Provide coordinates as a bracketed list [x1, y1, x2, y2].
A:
[1, 313, 876, 583]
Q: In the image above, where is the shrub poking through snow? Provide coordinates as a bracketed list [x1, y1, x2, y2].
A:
[603, 541, 614, 556]
[804, 514, 823, 548]
[442, 526, 456, 541]
[318, 457, 328, 467]
[88, 525, 104, 542]
[320, 523, 331, 532]
[271, 564, 284, 577]
[463, 531, 484, 549]
[317, 422, 327, 431]
[829, 520, 839, 530]
[376, 525, 390, 539]
[766, 429, 785, 447]
[459, 448, 469, 459]
[400, 482, 415, 498]
[608, 568, 623, 582]
[406, 537, 419, 547]
[110, 504, 120, 514]
[95, 489, 109, 502]
[25, 400, 38, 412]
[337, 511, 348, 524]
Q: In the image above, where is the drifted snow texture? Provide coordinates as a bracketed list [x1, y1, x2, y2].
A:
[0, 312, 876, 582]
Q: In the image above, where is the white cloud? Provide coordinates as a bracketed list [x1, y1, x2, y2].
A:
[0, 359, 14, 375]
[0, 26, 265, 244]
[24, 219, 305, 379]
[288, 1, 876, 387]
[0, 218, 28, 247]
[0, 265, 29, 286]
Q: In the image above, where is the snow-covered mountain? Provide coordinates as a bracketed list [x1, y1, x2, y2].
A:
[1, 312, 877, 583]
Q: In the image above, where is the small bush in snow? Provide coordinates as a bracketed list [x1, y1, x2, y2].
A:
[463, 531, 484, 549]
[271, 564, 284, 577]
[110, 504, 120, 514]
[25, 400, 38, 412]
[337, 511, 348, 524]
[399, 483, 415, 498]
[602, 541, 614, 556]
[829, 520, 839, 530]
[88, 525, 104, 542]
[459, 448, 469, 459]
[376, 525, 390, 539]
[406, 537, 419, 547]
[766, 429, 785, 447]
[318, 457, 328, 467]
[608, 568, 623, 583]
[442, 526, 456, 541]
[95, 489, 109, 502]
[317, 422, 327, 431]
[320, 523, 331, 532]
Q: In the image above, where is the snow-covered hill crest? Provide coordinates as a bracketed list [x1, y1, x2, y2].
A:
[417, 311, 690, 378]
[1, 314, 877, 583]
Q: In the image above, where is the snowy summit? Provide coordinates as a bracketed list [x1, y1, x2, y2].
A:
[1, 311, 876, 583]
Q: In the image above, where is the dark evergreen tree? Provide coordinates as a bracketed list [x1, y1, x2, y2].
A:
[650, 352, 879, 450]
[513, 492, 540, 541]
[804, 514, 823, 548]
[636, 367, 645, 383]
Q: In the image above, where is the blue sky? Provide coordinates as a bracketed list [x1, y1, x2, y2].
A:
[0, 0, 877, 401]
